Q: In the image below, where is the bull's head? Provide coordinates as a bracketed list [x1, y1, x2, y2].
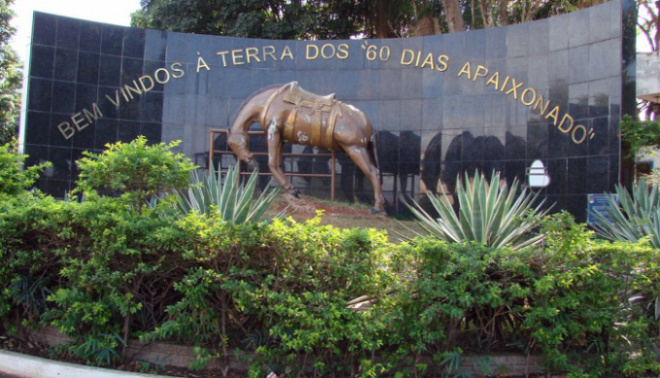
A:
[228, 132, 254, 164]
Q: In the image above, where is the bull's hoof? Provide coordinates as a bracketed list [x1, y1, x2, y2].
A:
[371, 208, 387, 216]
[282, 192, 315, 214]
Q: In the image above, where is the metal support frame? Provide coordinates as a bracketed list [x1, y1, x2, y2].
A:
[208, 129, 336, 200]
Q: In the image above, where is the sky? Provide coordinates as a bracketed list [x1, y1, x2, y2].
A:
[9, 0, 142, 60]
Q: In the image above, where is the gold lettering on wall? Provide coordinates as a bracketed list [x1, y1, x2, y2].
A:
[457, 62, 472, 79]
[262, 46, 277, 61]
[533, 96, 551, 115]
[57, 102, 104, 139]
[321, 44, 335, 59]
[306, 43, 350, 60]
[436, 55, 449, 72]
[171, 62, 185, 78]
[216, 51, 229, 66]
[196, 52, 210, 72]
[54, 42, 598, 145]
[337, 44, 349, 59]
[280, 46, 294, 60]
[521, 88, 536, 106]
[245, 47, 260, 63]
[139, 75, 155, 92]
[231, 49, 245, 65]
[456, 60, 596, 143]
[401, 49, 448, 71]
[154, 68, 171, 84]
[124, 80, 143, 99]
[473, 65, 488, 81]
[545, 106, 560, 125]
[485, 72, 500, 90]
[400, 49, 415, 65]
[306, 44, 319, 60]
[57, 62, 187, 139]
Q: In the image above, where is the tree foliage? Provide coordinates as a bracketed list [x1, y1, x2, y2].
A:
[637, 0, 660, 120]
[131, 0, 316, 39]
[638, 0, 659, 52]
[0, 0, 22, 145]
[131, 0, 609, 39]
[620, 114, 660, 158]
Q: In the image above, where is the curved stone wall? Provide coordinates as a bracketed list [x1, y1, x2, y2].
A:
[21, 0, 636, 219]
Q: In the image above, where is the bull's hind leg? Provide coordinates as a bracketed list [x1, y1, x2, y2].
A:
[342, 145, 386, 213]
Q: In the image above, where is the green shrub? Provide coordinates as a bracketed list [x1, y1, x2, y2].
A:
[75, 136, 196, 211]
[141, 215, 393, 376]
[590, 179, 660, 248]
[174, 165, 284, 224]
[41, 195, 192, 363]
[405, 171, 550, 250]
[387, 239, 535, 362]
[385, 213, 660, 377]
[0, 142, 51, 195]
[0, 192, 75, 330]
[2, 161, 660, 377]
[526, 237, 660, 376]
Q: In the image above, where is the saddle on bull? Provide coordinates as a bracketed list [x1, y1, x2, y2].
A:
[228, 81, 386, 213]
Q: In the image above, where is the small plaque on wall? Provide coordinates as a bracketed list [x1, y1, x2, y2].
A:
[587, 193, 618, 225]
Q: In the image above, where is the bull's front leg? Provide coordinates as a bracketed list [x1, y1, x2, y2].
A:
[267, 123, 298, 196]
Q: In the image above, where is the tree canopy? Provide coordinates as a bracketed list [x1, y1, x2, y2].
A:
[131, 0, 615, 39]
[0, 0, 21, 146]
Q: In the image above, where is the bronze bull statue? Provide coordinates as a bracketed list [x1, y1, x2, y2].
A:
[228, 81, 385, 213]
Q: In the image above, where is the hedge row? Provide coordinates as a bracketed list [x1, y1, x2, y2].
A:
[1, 191, 660, 377]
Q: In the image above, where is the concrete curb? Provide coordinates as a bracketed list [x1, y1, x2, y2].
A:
[0, 350, 177, 378]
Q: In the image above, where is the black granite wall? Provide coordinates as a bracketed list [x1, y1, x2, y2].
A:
[21, 0, 636, 220]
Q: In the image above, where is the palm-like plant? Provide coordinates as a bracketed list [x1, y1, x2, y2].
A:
[590, 179, 660, 248]
[175, 165, 284, 224]
[405, 171, 550, 250]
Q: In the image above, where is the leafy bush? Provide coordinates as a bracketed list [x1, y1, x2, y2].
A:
[2, 143, 660, 377]
[387, 239, 535, 373]
[527, 215, 660, 376]
[0, 192, 75, 331]
[406, 171, 550, 250]
[75, 136, 196, 211]
[386, 212, 660, 377]
[141, 214, 392, 376]
[0, 142, 51, 195]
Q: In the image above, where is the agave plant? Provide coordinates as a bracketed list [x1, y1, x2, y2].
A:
[590, 179, 660, 248]
[175, 165, 284, 224]
[405, 171, 550, 250]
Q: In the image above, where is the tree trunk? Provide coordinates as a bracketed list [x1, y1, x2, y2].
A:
[498, 0, 509, 26]
[480, 0, 495, 28]
[433, 17, 441, 34]
[374, 0, 390, 38]
[655, 0, 659, 51]
[442, 0, 465, 32]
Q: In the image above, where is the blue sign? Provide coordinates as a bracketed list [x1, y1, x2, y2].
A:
[587, 193, 618, 225]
